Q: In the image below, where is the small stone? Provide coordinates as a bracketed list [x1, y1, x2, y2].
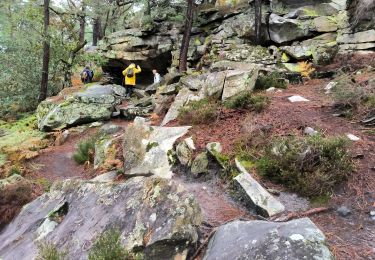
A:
[304, 127, 318, 136]
[111, 111, 121, 117]
[324, 81, 337, 94]
[347, 134, 361, 141]
[267, 188, 281, 196]
[55, 130, 70, 145]
[191, 152, 209, 177]
[337, 206, 351, 217]
[92, 171, 118, 182]
[99, 124, 121, 135]
[288, 95, 310, 102]
[352, 154, 364, 159]
[370, 211, 375, 220]
[89, 122, 104, 128]
[266, 87, 276, 93]
[176, 137, 195, 166]
[206, 142, 222, 155]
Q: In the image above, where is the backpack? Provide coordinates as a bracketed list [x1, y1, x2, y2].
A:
[82, 71, 88, 80]
[88, 70, 94, 79]
[127, 68, 134, 78]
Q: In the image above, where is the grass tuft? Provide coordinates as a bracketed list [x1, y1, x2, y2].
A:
[72, 137, 97, 165]
[178, 98, 219, 125]
[256, 135, 353, 197]
[224, 92, 270, 112]
[36, 242, 67, 260]
[88, 229, 129, 260]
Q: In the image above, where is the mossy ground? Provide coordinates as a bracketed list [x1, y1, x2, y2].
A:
[0, 114, 47, 169]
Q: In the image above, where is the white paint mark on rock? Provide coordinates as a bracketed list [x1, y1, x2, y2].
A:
[288, 95, 310, 102]
[347, 134, 361, 141]
[290, 234, 305, 241]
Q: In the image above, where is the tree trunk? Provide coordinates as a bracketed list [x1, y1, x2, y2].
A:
[254, 0, 262, 45]
[39, 0, 50, 102]
[79, 2, 86, 45]
[62, 40, 87, 88]
[93, 18, 103, 46]
[179, 0, 196, 73]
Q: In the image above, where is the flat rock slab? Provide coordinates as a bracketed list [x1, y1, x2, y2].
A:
[288, 95, 310, 102]
[124, 117, 190, 179]
[203, 218, 333, 260]
[161, 88, 204, 126]
[0, 177, 202, 260]
[234, 159, 285, 217]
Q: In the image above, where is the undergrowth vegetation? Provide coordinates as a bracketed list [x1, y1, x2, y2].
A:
[178, 98, 219, 125]
[72, 137, 97, 165]
[88, 229, 132, 260]
[36, 242, 67, 260]
[332, 76, 375, 118]
[178, 92, 270, 125]
[255, 135, 353, 197]
[256, 72, 288, 90]
[0, 179, 33, 230]
[224, 92, 270, 112]
[230, 125, 353, 197]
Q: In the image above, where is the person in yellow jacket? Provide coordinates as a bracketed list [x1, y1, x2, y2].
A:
[122, 63, 141, 98]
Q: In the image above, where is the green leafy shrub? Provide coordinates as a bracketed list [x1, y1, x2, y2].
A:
[256, 72, 288, 90]
[89, 229, 129, 260]
[256, 135, 353, 197]
[36, 242, 67, 260]
[178, 98, 219, 125]
[72, 137, 97, 165]
[224, 92, 270, 112]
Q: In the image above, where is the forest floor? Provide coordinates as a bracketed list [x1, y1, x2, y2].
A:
[183, 77, 375, 259]
[4, 56, 375, 259]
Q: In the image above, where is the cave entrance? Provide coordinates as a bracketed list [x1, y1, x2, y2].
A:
[102, 52, 172, 88]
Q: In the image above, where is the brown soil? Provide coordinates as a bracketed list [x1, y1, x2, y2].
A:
[26, 127, 99, 181]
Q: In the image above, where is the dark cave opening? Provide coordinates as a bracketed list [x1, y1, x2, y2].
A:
[102, 52, 172, 88]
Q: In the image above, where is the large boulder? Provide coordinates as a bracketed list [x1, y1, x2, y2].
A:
[123, 117, 190, 179]
[37, 85, 121, 131]
[0, 177, 202, 260]
[161, 88, 204, 126]
[281, 33, 338, 65]
[269, 14, 312, 43]
[222, 68, 259, 101]
[203, 218, 333, 260]
[337, 29, 375, 51]
[99, 30, 173, 62]
[180, 71, 227, 98]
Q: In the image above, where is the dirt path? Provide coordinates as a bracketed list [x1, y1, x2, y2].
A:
[27, 128, 98, 181]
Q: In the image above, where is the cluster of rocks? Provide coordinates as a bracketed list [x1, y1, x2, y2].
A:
[175, 137, 285, 218]
[98, 0, 375, 78]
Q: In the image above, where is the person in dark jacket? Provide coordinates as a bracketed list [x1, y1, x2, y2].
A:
[80, 66, 94, 84]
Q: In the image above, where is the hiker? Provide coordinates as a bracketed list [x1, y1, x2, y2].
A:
[122, 63, 141, 98]
[80, 66, 94, 84]
[152, 69, 161, 84]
